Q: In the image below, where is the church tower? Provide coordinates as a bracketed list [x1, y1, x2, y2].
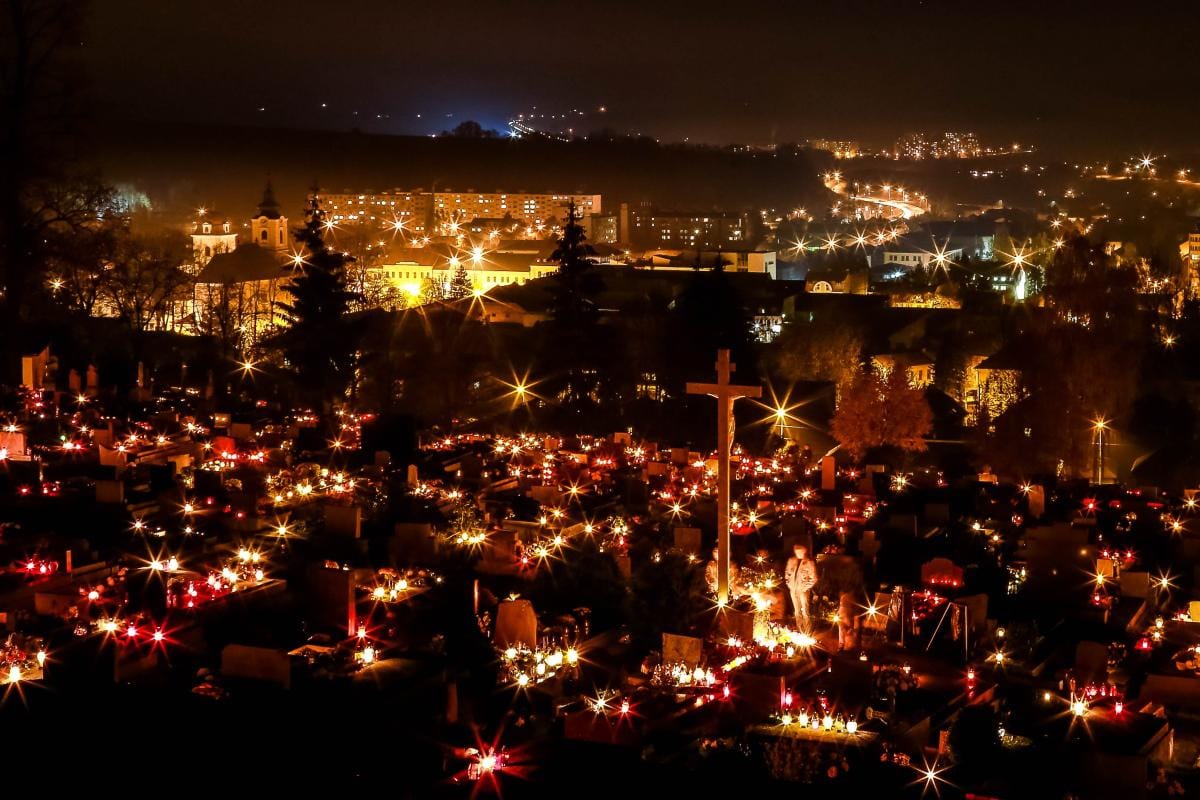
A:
[250, 180, 289, 253]
[190, 210, 238, 272]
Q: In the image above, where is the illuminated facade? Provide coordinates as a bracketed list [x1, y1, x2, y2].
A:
[367, 243, 560, 300]
[189, 213, 237, 273]
[893, 131, 982, 160]
[883, 238, 964, 272]
[190, 185, 293, 351]
[635, 248, 777, 278]
[871, 353, 935, 388]
[324, 189, 602, 236]
[632, 209, 746, 248]
[1181, 225, 1200, 295]
[250, 181, 289, 252]
[192, 244, 292, 351]
[968, 354, 1022, 425]
[808, 139, 861, 159]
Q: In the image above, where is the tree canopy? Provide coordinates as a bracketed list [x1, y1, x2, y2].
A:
[831, 366, 932, 461]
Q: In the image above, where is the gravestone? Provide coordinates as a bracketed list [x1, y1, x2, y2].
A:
[495, 599, 537, 648]
[529, 485, 560, 506]
[821, 456, 836, 490]
[0, 429, 27, 455]
[406, 464, 419, 487]
[662, 633, 703, 669]
[1027, 485, 1046, 518]
[921, 557, 963, 588]
[392, 523, 437, 562]
[1120, 571, 1150, 599]
[718, 607, 756, 641]
[957, 593, 989, 636]
[1074, 641, 1108, 685]
[223, 644, 291, 689]
[95, 480, 125, 505]
[729, 670, 786, 721]
[324, 504, 362, 538]
[479, 529, 520, 572]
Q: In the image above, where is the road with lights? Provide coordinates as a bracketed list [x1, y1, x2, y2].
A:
[823, 172, 929, 220]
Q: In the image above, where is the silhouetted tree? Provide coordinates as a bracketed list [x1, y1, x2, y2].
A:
[271, 189, 360, 411]
[982, 235, 1149, 476]
[102, 231, 190, 360]
[444, 120, 498, 138]
[771, 313, 864, 390]
[0, 0, 90, 366]
[542, 200, 604, 415]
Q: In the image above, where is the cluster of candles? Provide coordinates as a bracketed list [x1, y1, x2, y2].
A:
[94, 617, 166, 645]
[17, 557, 59, 578]
[649, 661, 720, 688]
[168, 550, 268, 609]
[777, 706, 860, 736]
[264, 467, 361, 505]
[1136, 615, 1167, 650]
[751, 626, 818, 658]
[1, 639, 46, 683]
[498, 643, 580, 687]
[365, 568, 441, 601]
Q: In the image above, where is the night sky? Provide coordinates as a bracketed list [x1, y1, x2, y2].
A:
[84, 0, 1195, 153]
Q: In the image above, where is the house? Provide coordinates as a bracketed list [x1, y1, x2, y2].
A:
[920, 219, 998, 261]
[882, 235, 964, 273]
[367, 240, 563, 300]
[804, 265, 869, 294]
[871, 352, 935, 388]
[969, 348, 1023, 424]
[631, 248, 777, 278]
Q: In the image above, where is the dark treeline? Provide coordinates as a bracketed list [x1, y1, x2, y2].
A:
[85, 121, 829, 222]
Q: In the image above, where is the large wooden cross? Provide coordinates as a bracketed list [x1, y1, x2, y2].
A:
[687, 349, 761, 604]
